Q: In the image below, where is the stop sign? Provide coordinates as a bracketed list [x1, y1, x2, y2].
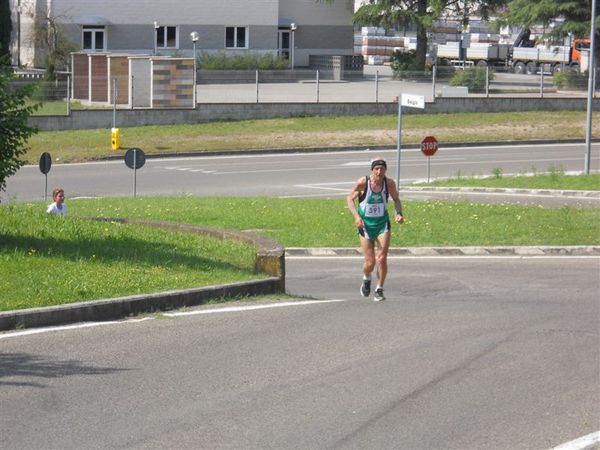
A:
[421, 136, 438, 157]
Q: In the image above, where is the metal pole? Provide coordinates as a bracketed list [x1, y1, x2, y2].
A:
[585, 0, 597, 175]
[44, 174, 48, 201]
[375, 70, 379, 103]
[396, 99, 402, 187]
[112, 78, 117, 128]
[193, 41, 197, 107]
[427, 157, 431, 183]
[485, 66, 489, 98]
[432, 64, 437, 100]
[291, 30, 295, 70]
[130, 75, 134, 109]
[133, 150, 137, 198]
[540, 68, 544, 98]
[256, 70, 259, 103]
[66, 75, 71, 115]
[316, 70, 320, 103]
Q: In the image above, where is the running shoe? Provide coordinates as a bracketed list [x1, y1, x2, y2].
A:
[374, 288, 385, 302]
[360, 279, 371, 297]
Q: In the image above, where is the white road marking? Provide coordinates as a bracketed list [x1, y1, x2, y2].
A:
[163, 299, 346, 317]
[0, 318, 152, 340]
[550, 431, 600, 450]
[0, 300, 346, 339]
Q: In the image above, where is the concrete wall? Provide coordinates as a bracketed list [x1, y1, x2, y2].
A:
[29, 97, 600, 131]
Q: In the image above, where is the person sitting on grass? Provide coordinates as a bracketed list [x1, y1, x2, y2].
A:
[47, 188, 67, 216]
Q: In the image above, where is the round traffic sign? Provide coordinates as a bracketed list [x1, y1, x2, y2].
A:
[39, 152, 52, 174]
[421, 136, 438, 157]
[124, 148, 146, 170]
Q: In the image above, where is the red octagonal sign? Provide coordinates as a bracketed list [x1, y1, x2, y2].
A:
[421, 135, 438, 156]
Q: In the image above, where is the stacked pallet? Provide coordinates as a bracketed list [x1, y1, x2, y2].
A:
[357, 27, 407, 64]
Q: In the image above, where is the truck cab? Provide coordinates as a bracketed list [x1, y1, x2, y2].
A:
[570, 38, 591, 71]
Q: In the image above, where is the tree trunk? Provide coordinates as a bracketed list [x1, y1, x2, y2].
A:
[415, 0, 428, 69]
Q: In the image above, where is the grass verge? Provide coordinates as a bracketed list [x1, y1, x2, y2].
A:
[0, 206, 260, 311]
[58, 196, 600, 247]
[420, 170, 600, 191]
[25, 111, 600, 163]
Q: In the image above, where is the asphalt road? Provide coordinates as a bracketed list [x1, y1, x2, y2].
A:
[1, 256, 598, 449]
[3, 142, 599, 206]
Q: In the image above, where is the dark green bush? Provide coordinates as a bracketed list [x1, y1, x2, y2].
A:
[198, 53, 289, 70]
[553, 70, 588, 90]
[448, 67, 494, 93]
[391, 50, 421, 79]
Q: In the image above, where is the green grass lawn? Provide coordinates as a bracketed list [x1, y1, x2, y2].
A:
[67, 197, 599, 248]
[24, 111, 599, 163]
[422, 172, 600, 191]
[0, 206, 260, 311]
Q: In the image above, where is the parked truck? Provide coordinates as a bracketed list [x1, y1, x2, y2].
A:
[435, 30, 589, 74]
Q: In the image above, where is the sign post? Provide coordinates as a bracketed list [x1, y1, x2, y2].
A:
[421, 135, 439, 183]
[38, 152, 52, 200]
[124, 148, 146, 197]
[397, 93, 425, 187]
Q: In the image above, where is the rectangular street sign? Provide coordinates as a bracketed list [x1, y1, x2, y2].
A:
[401, 93, 425, 109]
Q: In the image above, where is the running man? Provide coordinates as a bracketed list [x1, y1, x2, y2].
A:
[346, 157, 404, 301]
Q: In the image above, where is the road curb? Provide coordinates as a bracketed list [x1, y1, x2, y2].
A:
[286, 246, 600, 257]
[0, 278, 281, 332]
[97, 138, 600, 162]
[399, 186, 600, 198]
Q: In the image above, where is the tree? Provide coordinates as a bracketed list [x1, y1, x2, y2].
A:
[330, 0, 508, 69]
[0, 0, 12, 59]
[500, 0, 596, 38]
[0, 59, 39, 195]
[500, 0, 599, 65]
[27, 8, 76, 79]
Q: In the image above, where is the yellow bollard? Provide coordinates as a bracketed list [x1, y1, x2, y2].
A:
[111, 128, 120, 151]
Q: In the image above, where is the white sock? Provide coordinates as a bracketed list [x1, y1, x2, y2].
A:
[363, 275, 371, 281]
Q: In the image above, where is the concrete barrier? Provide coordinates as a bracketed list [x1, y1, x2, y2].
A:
[29, 97, 599, 131]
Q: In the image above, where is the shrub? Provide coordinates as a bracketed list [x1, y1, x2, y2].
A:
[198, 52, 289, 70]
[448, 67, 493, 93]
[391, 50, 423, 80]
[553, 70, 588, 90]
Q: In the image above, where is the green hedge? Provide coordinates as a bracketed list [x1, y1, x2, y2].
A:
[198, 53, 289, 70]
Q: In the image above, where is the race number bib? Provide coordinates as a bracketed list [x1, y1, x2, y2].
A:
[364, 203, 385, 217]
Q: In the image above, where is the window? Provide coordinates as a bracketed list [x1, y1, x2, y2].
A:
[156, 26, 178, 49]
[82, 26, 105, 51]
[576, 41, 590, 51]
[225, 26, 247, 49]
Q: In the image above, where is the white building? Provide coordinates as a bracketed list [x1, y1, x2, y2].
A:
[9, 0, 354, 68]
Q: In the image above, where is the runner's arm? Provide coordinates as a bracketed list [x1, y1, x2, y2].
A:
[346, 178, 366, 228]
[386, 178, 405, 224]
